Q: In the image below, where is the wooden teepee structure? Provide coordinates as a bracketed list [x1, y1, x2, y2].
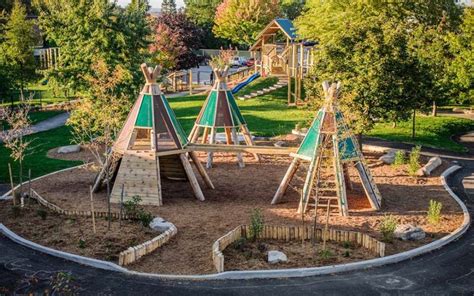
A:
[188, 66, 260, 168]
[94, 63, 214, 206]
[272, 81, 382, 216]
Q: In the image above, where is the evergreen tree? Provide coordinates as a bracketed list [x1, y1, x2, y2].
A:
[161, 0, 176, 14]
[0, 0, 38, 98]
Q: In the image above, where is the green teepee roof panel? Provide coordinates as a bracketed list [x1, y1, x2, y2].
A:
[135, 94, 153, 128]
[198, 90, 218, 126]
[161, 94, 189, 147]
[226, 91, 246, 125]
[335, 110, 359, 161]
[215, 91, 234, 127]
[296, 110, 323, 159]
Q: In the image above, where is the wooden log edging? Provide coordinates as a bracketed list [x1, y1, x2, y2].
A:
[119, 224, 177, 266]
[30, 189, 137, 220]
[212, 225, 385, 273]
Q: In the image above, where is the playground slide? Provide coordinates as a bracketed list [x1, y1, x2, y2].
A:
[231, 72, 261, 94]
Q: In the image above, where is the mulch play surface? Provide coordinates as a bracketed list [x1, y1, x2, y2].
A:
[3, 143, 464, 275]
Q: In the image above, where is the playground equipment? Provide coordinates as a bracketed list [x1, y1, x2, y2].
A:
[249, 18, 315, 106]
[272, 81, 382, 216]
[188, 66, 260, 168]
[231, 72, 260, 94]
[93, 64, 214, 205]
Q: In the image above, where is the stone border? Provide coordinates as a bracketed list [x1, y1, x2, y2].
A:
[212, 225, 385, 273]
[0, 165, 469, 280]
[119, 224, 177, 266]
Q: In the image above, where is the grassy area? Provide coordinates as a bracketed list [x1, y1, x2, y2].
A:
[1, 110, 64, 131]
[234, 77, 279, 97]
[368, 115, 474, 153]
[169, 85, 314, 137]
[0, 125, 83, 184]
[0, 83, 74, 107]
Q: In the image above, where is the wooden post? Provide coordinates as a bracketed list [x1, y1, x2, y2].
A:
[189, 151, 215, 189]
[224, 128, 233, 144]
[323, 199, 330, 250]
[241, 125, 260, 161]
[272, 158, 299, 204]
[120, 184, 124, 227]
[156, 155, 163, 206]
[8, 163, 15, 206]
[90, 186, 96, 234]
[231, 128, 245, 168]
[189, 69, 193, 95]
[179, 154, 205, 201]
[27, 169, 31, 203]
[206, 128, 216, 168]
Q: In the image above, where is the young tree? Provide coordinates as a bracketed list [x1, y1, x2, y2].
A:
[0, 0, 38, 98]
[34, 0, 151, 100]
[213, 0, 280, 47]
[161, 0, 177, 14]
[1, 98, 32, 203]
[150, 11, 203, 70]
[280, 0, 305, 20]
[449, 8, 474, 105]
[185, 0, 228, 48]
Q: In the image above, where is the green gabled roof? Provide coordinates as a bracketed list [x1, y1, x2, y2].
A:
[296, 108, 359, 161]
[197, 90, 246, 128]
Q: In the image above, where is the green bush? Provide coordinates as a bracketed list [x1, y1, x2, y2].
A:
[123, 196, 142, 217]
[138, 211, 153, 227]
[392, 150, 406, 167]
[408, 146, 422, 176]
[427, 200, 443, 224]
[78, 238, 86, 249]
[379, 215, 398, 243]
[318, 249, 333, 260]
[248, 208, 264, 241]
[37, 208, 48, 220]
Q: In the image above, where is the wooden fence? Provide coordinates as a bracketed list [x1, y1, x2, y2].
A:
[212, 225, 386, 273]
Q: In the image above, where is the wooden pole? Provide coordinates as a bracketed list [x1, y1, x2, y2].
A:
[206, 127, 216, 169]
[120, 184, 124, 227]
[272, 158, 299, 204]
[231, 128, 245, 168]
[179, 154, 205, 201]
[323, 199, 330, 250]
[8, 163, 15, 206]
[27, 168, 31, 204]
[90, 186, 96, 234]
[189, 151, 215, 189]
[189, 69, 193, 95]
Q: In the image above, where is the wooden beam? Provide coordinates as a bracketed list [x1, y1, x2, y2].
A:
[188, 143, 296, 155]
[189, 151, 215, 189]
[241, 125, 260, 161]
[272, 158, 300, 204]
[179, 154, 205, 201]
[206, 128, 217, 168]
[155, 149, 189, 157]
[232, 128, 245, 168]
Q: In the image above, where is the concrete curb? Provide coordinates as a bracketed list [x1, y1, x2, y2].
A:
[0, 165, 470, 280]
[0, 163, 89, 200]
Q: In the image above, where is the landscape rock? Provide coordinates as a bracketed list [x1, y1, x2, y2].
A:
[149, 217, 174, 232]
[57, 144, 81, 154]
[274, 140, 287, 147]
[417, 156, 442, 176]
[394, 224, 426, 241]
[378, 149, 402, 164]
[268, 250, 288, 264]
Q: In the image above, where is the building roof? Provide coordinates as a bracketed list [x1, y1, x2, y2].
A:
[249, 18, 298, 51]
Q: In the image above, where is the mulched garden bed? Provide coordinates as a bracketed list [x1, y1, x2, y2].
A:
[4, 142, 465, 275]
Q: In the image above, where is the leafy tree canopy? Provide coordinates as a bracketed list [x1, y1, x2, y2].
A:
[280, 0, 305, 20]
[161, 0, 177, 14]
[213, 0, 280, 47]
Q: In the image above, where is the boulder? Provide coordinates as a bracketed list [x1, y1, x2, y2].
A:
[57, 144, 81, 154]
[416, 156, 442, 176]
[268, 250, 288, 264]
[378, 149, 402, 164]
[394, 224, 426, 241]
[274, 140, 287, 148]
[149, 217, 174, 232]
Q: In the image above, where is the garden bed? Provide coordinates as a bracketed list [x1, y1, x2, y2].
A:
[4, 145, 465, 275]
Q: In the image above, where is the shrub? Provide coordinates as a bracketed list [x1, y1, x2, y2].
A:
[427, 200, 443, 225]
[123, 196, 142, 217]
[379, 215, 398, 243]
[78, 239, 86, 249]
[392, 150, 405, 167]
[233, 237, 247, 251]
[11, 205, 22, 218]
[37, 208, 48, 220]
[319, 249, 333, 260]
[248, 208, 264, 241]
[408, 146, 422, 176]
[138, 211, 153, 227]
[343, 250, 351, 258]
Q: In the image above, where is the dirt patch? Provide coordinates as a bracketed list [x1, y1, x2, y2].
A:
[16, 146, 464, 275]
[47, 146, 95, 162]
[223, 239, 373, 271]
[0, 201, 157, 262]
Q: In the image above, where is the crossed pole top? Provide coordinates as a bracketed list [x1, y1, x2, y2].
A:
[212, 65, 230, 83]
[322, 81, 342, 109]
[141, 63, 161, 85]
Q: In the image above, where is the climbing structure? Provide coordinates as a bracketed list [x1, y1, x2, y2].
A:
[94, 63, 214, 205]
[188, 66, 260, 168]
[272, 81, 382, 216]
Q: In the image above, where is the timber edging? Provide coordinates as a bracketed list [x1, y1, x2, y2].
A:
[212, 225, 385, 273]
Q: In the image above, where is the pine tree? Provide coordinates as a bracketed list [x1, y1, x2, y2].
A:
[0, 0, 38, 98]
[161, 0, 176, 14]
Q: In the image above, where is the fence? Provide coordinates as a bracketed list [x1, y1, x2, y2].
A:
[212, 225, 386, 273]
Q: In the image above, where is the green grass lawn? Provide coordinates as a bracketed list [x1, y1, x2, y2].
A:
[169, 85, 314, 137]
[0, 83, 74, 107]
[0, 125, 83, 184]
[1, 110, 65, 131]
[234, 77, 279, 97]
[368, 115, 474, 153]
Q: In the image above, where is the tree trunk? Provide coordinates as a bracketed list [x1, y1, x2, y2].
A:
[392, 121, 397, 128]
[357, 133, 363, 151]
[432, 101, 437, 117]
[412, 108, 416, 139]
[106, 160, 111, 231]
